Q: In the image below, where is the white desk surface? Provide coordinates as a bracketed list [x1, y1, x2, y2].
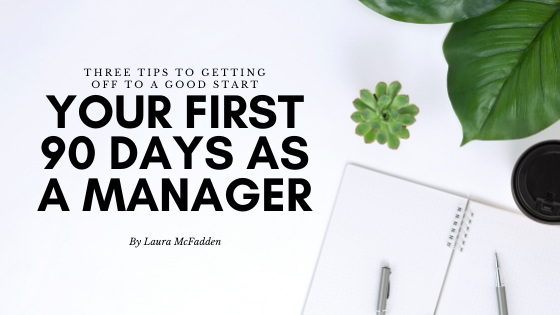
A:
[0, 0, 557, 314]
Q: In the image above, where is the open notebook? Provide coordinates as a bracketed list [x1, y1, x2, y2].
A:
[303, 164, 560, 315]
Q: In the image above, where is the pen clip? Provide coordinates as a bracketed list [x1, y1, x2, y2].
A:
[377, 267, 391, 313]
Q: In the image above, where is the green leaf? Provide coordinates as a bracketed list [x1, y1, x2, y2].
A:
[364, 130, 377, 143]
[387, 81, 401, 100]
[371, 120, 382, 130]
[387, 132, 400, 150]
[396, 114, 415, 126]
[391, 95, 408, 109]
[356, 122, 372, 136]
[398, 126, 410, 139]
[388, 121, 402, 134]
[353, 98, 368, 111]
[351, 111, 364, 123]
[375, 82, 387, 98]
[377, 95, 391, 109]
[398, 105, 419, 116]
[358, 0, 507, 24]
[360, 89, 376, 108]
[377, 126, 388, 144]
[362, 108, 376, 121]
[444, 0, 560, 145]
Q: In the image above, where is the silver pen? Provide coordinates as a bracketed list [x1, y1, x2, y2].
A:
[376, 267, 391, 314]
[495, 253, 508, 315]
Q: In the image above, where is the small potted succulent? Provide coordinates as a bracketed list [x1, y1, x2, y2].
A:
[351, 81, 418, 149]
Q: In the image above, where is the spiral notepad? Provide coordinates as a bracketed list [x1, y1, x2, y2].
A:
[303, 164, 560, 315]
[447, 205, 473, 252]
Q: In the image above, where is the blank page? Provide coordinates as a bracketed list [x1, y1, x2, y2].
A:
[437, 201, 560, 315]
[303, 164, 468, 315]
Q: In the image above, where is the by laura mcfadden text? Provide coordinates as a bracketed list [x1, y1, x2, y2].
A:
[130, 237, 221, 248]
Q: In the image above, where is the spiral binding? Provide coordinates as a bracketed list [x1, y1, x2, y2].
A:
[446, 206, 474, 252]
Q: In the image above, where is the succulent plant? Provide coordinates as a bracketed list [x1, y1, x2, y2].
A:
[351, 81, 418, 149]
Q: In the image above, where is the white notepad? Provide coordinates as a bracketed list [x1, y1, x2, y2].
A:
[303, 164, 560, 315]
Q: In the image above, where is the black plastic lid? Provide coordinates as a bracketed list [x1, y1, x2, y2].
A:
[512, 140, 560, 225]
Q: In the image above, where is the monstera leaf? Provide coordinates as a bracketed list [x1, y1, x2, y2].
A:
[444, 0, 560, 145]
[359, 0, 507, 24]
